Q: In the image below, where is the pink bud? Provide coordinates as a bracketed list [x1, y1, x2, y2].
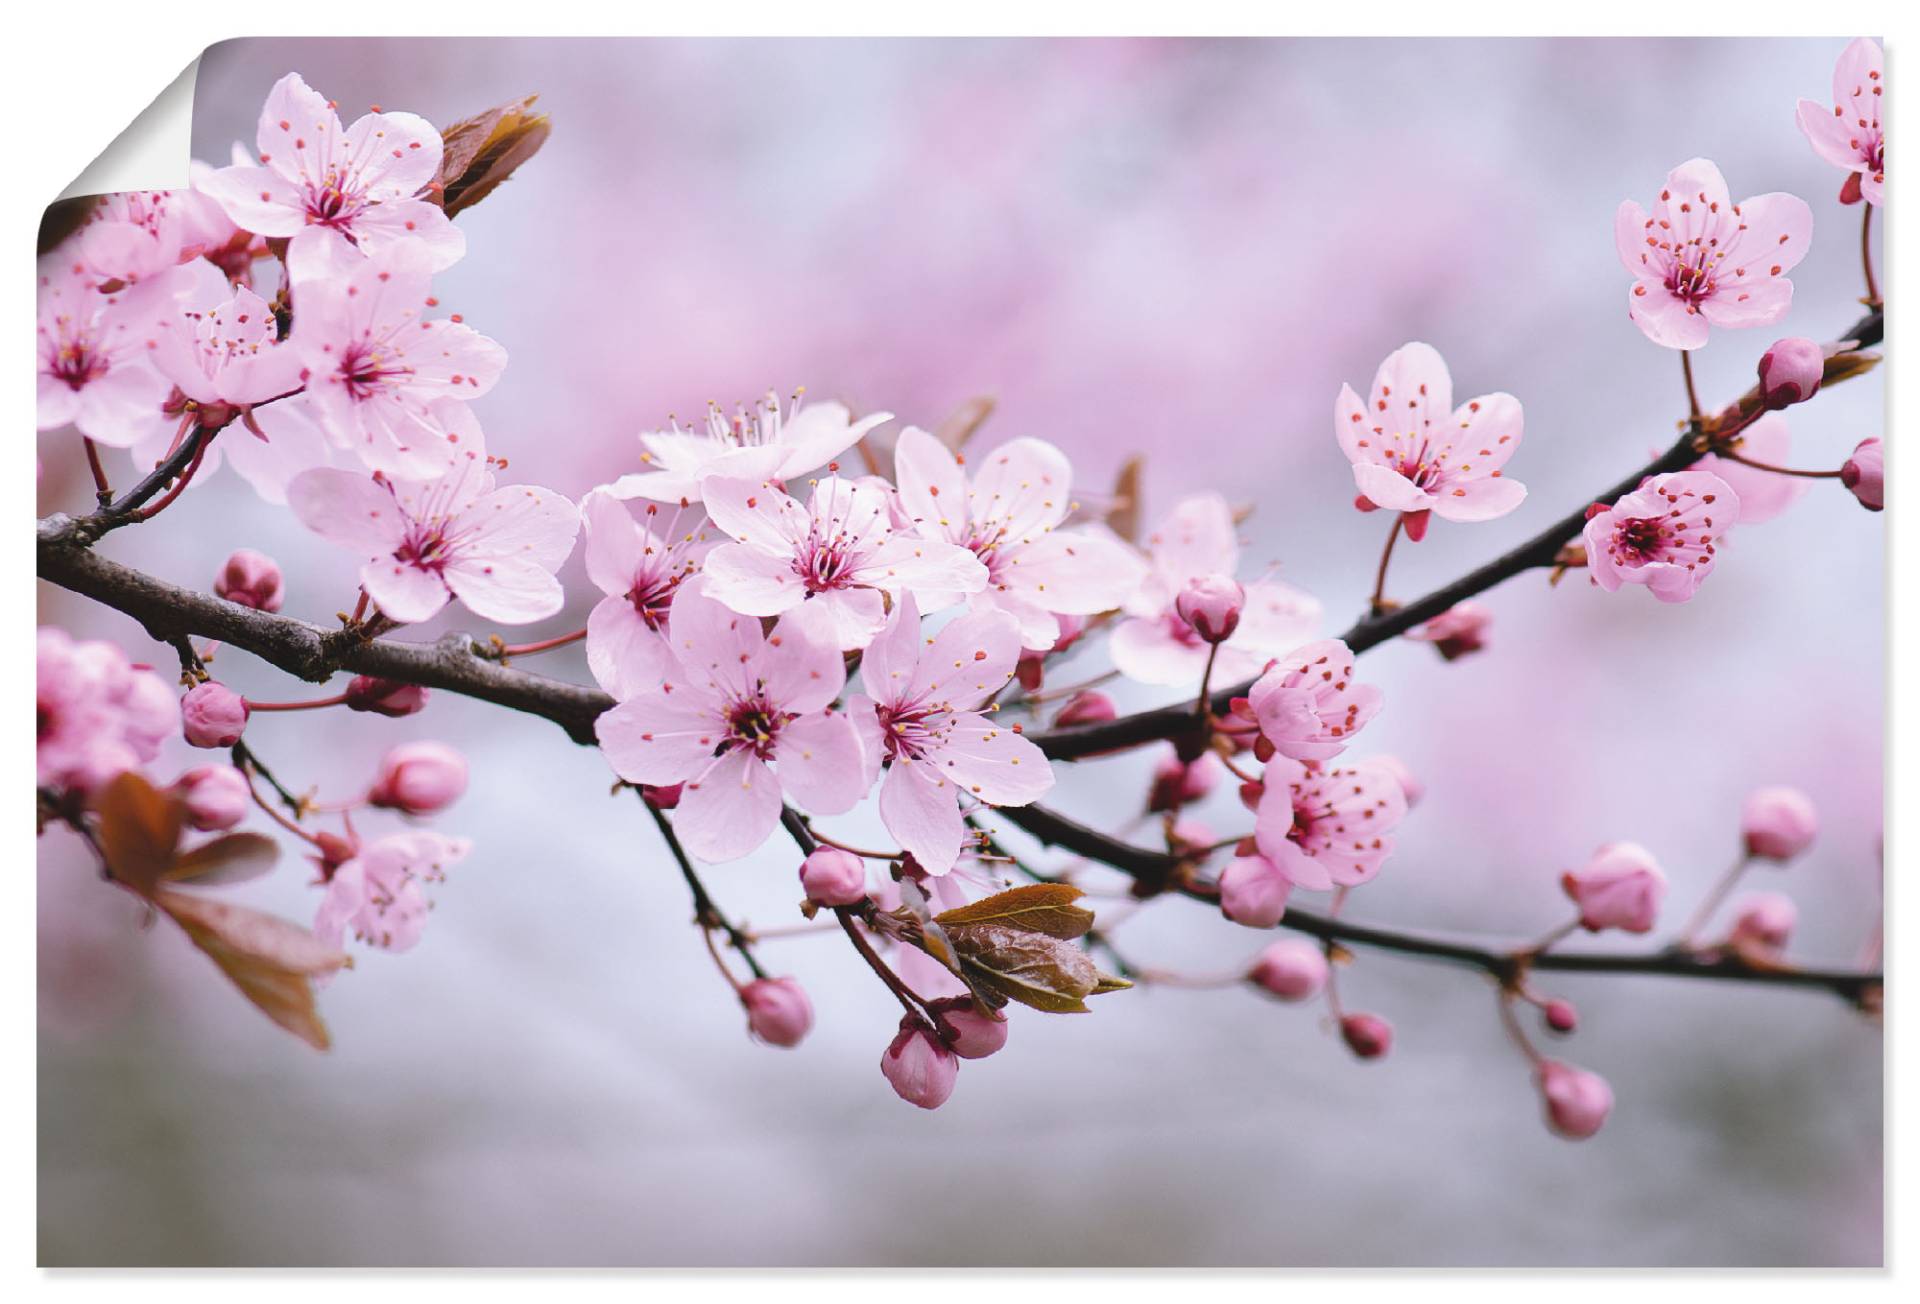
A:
[1741, 786, 1817, 862]
[1219, 854, 1291, 928]
[1248, 938, 1328, 1001]
[1537, 1060, 1613, 1140]
[1147, 749, 1217, 813]
[1052, 690, 1117, 728]
[1561, 842, 1667, 933]
[1756, 337, 1824, 410]
[367, 741, 468, 815]
[181, 682, 249, 748]
[1411, 601, 1490, 661]
[1726, 891, 1797, 954]
[1168, 818, 1215, 858]
[1841, 437, 1883, 512]
[173, 764, 250, 831]
[741, 977, 813, 1048]
[928, 996, 1009, 1060]
[880, 1017, 959, 1109]
[343, 675, 430, 717]
[1543, 998, 1579, 1035]
[213, 548, 284, 613]
[1174, 573, 1245, 644]
[641, 782, 682, 809]
[1340, 1012, 1393, 1060]
[1370, 754, 1424, 810]
[799, 847, 868, 906]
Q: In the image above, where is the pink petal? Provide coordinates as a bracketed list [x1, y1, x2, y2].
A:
[286, 467, 406, 553]
[675, 749, 782, 862]
[1429, 474, 1526, 524]
[596, 688, 726, 787]
[892, 426, 969, 543]
[443, 555, 566, 625]
[586, 597, 674, 701]
[360, 556, 451, 624]
[879, 763, 967, 876]
[772, 710, 869, 815]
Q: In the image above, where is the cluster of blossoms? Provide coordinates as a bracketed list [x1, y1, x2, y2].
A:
[33, 45, 1883, 1129]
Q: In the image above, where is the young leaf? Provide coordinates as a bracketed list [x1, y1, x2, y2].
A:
[435, 94, 551, 218]
[934, 395, 996, 453]
[92, 772, 185, 897]
[935, 883, 1095, 940]
[1105, 456, 1143, 542]
[165, 832, 280, 887]
[947, 922, 1101, 1014]
[155, 889, 348, 1051]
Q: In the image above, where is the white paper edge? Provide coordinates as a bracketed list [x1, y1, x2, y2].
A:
[57, 57, 201, 199]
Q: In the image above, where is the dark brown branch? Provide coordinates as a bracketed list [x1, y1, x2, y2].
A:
[642, 790, 767, 981]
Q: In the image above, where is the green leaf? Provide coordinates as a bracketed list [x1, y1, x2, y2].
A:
[934, 883, 1094, 940]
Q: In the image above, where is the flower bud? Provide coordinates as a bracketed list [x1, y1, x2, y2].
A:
[799, 847, 868, 907]
[741, 977, 813, 1048]
[213, 548, 284, 613]
[880, 1016, 959, 1109]
[1248, 939, 1328, 1001]
[1174, 573, 1245, 644]
[1219, 854, 1291, 928]
[1561, 842, 1666, 933]
[641, 783, 682, 809]
[1741, 786, 1817, 862]
[1841, 437, 1883, 512]
[1757, 337, 1824, 410]
[367, 741, 469, 815]
[1052, 690, 1117, 728]
[928, 996, 1009, 1060]
[1340, 1012, 1393, 1060]
[181, 682, 249, 748]
[1168, 818, 1215, 858]
[1727, 892, 1797, 954]
[1411, 601, 1490, 661]
[1537, 1060, 1613, 1140]
[1147, 750, 1217, 813]
[173, 764, 250, 831]
[1543, 998, 1578, 1035]
[343, 675, 430, 717]
[1371, 754, 1424, 810]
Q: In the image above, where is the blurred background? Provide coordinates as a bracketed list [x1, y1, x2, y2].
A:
[37, 37, 1883, 1266]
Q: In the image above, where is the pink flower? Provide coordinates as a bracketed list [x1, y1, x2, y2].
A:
[1241, 638, 1382, 764]
[172, 764, 252, 831]
[288, 243, 502, 479]
[36, 257, 175, 448]
[1582, 470, 1739, 603]
[1218, 854, 1292, 927]
[141, 261, 306, 407]
[1336, 342, 1527, 525]
[1741, 786, 1817, 862]
[1797, 38, 1884, 205]
[196, 73, 463, 282]
[848, 596, 1053, 875]
[288, 461, 578, 625]
[1842, 438, 1883, 511]
[1615, 158, 1813, 350]
[1537, 1061, 1613, 1141]
[36, 628, 177, 794]
[1561, 842, 1667, 933]
[1371, 754, 1425, 810]
[890, 427, 1147, 649]
[1253, 757, 1409, 891]
[579, 489, 708, 701]
[213, 549, 285, 613]
[1110, 494, 1322, 687]
[1727, 892, 1797, 955]
[1407, 601, 1491, 660]
[67, 190, 199, 288]
[799, 847, 869, 907]
[880, 1017, 960, 1109]
[700, 473, 988, 651]
[928, 996, 1009, 1060]
[181, 682, 249, 749]
[314, 830, 471, 954]
[368, 741, 469, 815]
[127, 394, 338, 508]
[1249, 939, 1329, 1001]
[609, 392, 892, 505]
[594, 578, 869, 862]
[742, 977, 814, 1047]
[1696, 414, 1807, 525]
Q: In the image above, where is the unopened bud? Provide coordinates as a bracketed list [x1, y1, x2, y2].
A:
[1543, 998, 1579, 1035]
[1757, 337, 1824, 410]
[1052, 690, 1117, 727]
[742, 977, 813, 1048]
[173, 764, 250, 831]
[1741, 786, 1817, 862]
[1248, 939, 1328, 1001]
[344, 675, 430, 717]
[1340, 1012, 1394, 1060]
[1219, 854, 1291, 928]
[1727, 892, 1798, 954]
[213, 548, 284, 612]
[1175, 573, 1245, 644]
[799, 847, 868, 907]
[181, 682, 249, 748]
[880, 1016, 959, 1109]
[368, 741, 468, 815]
[1841, 437, 1883, 512]
[928, 996, 1009, 1060]
[1537, 1060, 1613, 1140]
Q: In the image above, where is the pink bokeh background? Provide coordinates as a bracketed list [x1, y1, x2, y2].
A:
[38, 37, 1882, 1265]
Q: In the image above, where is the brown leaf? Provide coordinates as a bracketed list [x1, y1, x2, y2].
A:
[165, 832, 280, 887]
[92, 772, 185, 897]
[156, 889, 347, 1051]
[935, 883, 1094, 940]
[435, 94, 551, 218]
[933, 395, 996, 453]
[947, 922, 1100, 1014]
[1105, 456, 1143, 542]
[1822, 349, 1881, 387]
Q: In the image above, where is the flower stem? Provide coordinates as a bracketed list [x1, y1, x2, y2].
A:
[133, 429, 214, 522]
[1862, 203, 1881, 308]
[1680, 350, 1703, 428]
[1677, 854, 1754, 947]
[243, 693, 351, 712]
[1497, 990, 1545, 1068]
[82, 438, 112, 505]
[1368, 514, 1404, 616]
[1716, 448, 1846, 480]
[1194, 641, 1222, 722]
[493, 627, 588, 658]
[642, 791, 768, 981]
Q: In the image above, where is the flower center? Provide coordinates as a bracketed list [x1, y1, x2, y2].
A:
[49, 337, 107, 391]
[394, 524, 454, 573]
[304, 178, 362, 228]
[795, 535, 861, 594]
[725, 696, 788, 760]
[877, 702, 949, 763]
[338, 342, 409, 400]
[1666, 251, 1718, 306]
[627, 570, 681, 629]
[1610, 515, 1671, 566]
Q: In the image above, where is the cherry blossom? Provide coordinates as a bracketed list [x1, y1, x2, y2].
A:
[36, 257, 177, 448]
[288, 460, 578, 625]
[67, 190, 198, 289]
[314, 830, 472, 955]
[36, 628, 177, 795]
[196, 72, 463, 282]
[1797, 38, 1884, 205]
[142, 261, 305, 408]
[890, 427, 1147, 649]
[579, 489, 708, 701]
[1336, 342, 1527, 526]
[594, 578, 869, 862]
[1615, 158, 1813, 350]
[288, 243, 502, 479]
[847, 595, 1054, 875]
[128, 396, 338, 507]
[1696, 414, 1807, 525]
[608, 391, 893, 505]
[1109, 494, 1322, 686]
[1582, 470, 1740, 603]
[1253, 756, 1409, 891]
[700, 473, 988, 650]
[1240, 638, 1382, 764]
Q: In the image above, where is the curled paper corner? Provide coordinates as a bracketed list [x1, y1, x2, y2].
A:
[57, 56, 200, 201]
